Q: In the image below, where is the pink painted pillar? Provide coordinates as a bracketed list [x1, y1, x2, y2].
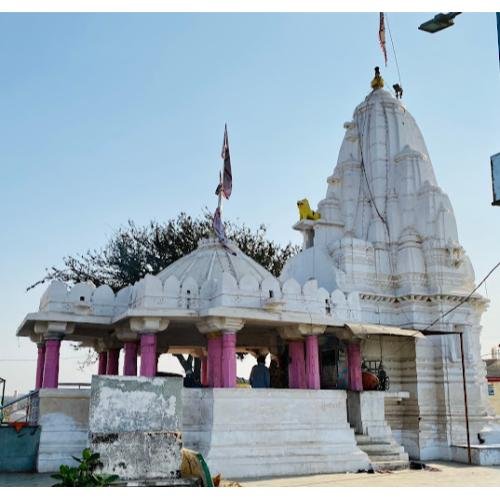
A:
[140, 333, 157, 377]
[288, 340, 306, 389]
[200, 356, 208, 386]
[97, 352, 107, 375]
[106, 349, 120, 375]
[35, 342, 46, 389]
[305, 335, 320, 389]
[221, 332, 237, 388]
[123, 341, 138, 376]
[207, 335, 222, 388]
[347, 343, 363, 391]
[42, 339, 61, 389]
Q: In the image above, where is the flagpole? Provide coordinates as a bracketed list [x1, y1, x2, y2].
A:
[212, 123, 233, 249]
[217, 169, 223, 214]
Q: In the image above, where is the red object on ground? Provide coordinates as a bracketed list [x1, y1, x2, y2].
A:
[10, 422, 29, 433]
[362, 371, 379, 390]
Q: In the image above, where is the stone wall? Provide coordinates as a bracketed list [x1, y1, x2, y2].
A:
[183, 388, 370, 479]
[36, 389, 90, 473]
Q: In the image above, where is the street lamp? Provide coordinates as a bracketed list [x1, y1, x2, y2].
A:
[491, 153, 500, 206]
[418, 12, 462, 34]
[418, 13, 500, 207]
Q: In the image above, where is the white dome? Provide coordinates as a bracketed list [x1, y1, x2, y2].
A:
[156, 237, 275, 286]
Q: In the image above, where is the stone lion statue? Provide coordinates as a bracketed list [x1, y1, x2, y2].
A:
[297, 199, 321, 221]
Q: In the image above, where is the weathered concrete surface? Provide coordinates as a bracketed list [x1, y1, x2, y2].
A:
[36, 389, 90, 472]
[88, 376, 183, 481]
[451, 444, 500, 465]
[90, 431, 182, 480]
[89, 375, 181, 432]
[183, 388, 370, 479]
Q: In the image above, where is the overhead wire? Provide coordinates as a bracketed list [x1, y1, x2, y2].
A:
[425, 260, 500, 330]
[385, 13, 403, 89]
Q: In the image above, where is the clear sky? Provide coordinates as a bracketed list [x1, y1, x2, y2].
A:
[1, 12, 499, 394]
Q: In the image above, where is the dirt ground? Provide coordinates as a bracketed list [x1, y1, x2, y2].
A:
[239, 462, 500, 487]
[1, 461, 500, 487]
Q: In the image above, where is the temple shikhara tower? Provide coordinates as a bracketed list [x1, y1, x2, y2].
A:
[15, 70, 499, 478]
[283, 76, 494, 460]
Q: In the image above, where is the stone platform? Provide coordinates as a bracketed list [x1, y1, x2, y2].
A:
[451, 444, 500, 465]
[183, 388, 370, 479]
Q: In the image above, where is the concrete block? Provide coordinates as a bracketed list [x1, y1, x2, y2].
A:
[451, 445, 500, 466]
[89, 376, 182, 433]
[90, 431, 182, 480]
[88, 376, 183, 481]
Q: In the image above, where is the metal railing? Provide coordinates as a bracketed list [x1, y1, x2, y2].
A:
[0, 390, 39, 425]
[0, 377, 5, 408]
[58, 382, 91, 389]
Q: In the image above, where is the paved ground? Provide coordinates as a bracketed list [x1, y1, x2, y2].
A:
[1, 462, 500, 486]
[239, 462, 500, 487]
[0, 472, 55, 487]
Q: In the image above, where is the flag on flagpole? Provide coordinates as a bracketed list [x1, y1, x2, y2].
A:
[379, 13, 388, 67]
[220, 124, 232, 199]
[212, 206, 226, 243]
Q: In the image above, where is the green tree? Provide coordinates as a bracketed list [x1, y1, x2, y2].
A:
[29, 212, 298, 291]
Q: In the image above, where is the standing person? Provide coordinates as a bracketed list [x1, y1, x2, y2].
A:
[250, 355, 270, 388]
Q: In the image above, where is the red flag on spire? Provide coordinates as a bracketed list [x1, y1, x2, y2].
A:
[379, 13, 388, 67]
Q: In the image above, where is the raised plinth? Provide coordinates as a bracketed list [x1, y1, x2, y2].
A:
[36, 389, 91, 473]
[182, 388, 370, 479]
[451, 445, 500, 466]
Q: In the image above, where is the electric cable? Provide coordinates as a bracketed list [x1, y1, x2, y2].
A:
[385, 13, 403, 89]
[425, 260, 500, 330]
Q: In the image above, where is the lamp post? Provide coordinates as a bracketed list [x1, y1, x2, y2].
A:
[491, 153, 500, 206]
[418, 12, 500, 206]
[418, 12, 462, 34]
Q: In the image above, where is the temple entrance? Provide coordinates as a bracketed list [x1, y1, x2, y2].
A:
[319, 335, 348, 390]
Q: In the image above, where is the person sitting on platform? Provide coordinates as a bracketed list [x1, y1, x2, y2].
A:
[250, 355, 270, 388]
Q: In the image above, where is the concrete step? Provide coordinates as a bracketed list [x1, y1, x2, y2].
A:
[358, 444, 405, 456]
[355, 435, 392, 446]
[367, 453, 408, 462]
[371, 460, 410, 471]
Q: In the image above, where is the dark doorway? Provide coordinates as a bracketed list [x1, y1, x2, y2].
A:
[319, 335, 348, 389]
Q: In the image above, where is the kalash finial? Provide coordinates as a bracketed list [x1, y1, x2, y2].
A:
[371, 66, 384, 90]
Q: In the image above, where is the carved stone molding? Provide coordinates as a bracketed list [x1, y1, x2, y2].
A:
[114, 324, 139, 343]
[278, 323, 326, 340]
[34, 320, 74, 340]
[129, 317, 169, 333]
[196, 317, 245, 334]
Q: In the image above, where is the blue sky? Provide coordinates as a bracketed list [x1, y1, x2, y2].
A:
[1, 13, 499, 392]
